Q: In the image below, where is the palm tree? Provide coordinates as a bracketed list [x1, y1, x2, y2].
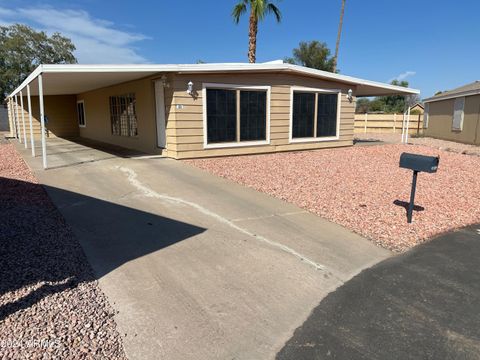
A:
[232, 0, 281, 63]
[333, 0, 346, 72]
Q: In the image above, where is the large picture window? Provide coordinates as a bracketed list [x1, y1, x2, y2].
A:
[204, 85, 269, 147]
[110, 93, 138, 137]
[291, 89, 340, 141]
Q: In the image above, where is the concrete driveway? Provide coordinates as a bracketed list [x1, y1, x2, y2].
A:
[17, 142, 390, 360]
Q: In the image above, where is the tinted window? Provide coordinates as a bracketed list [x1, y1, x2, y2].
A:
[317, 93, 337, 137]
[240, 91, 267, 141]
[206, 89, 237, 143]
[292, 92, 315, 138]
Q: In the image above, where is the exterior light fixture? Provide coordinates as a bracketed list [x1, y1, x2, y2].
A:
[347, 89, 353, 102]
[187, 81, 194, 95]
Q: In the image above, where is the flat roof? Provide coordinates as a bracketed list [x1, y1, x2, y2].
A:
[8, 62, 420, 98]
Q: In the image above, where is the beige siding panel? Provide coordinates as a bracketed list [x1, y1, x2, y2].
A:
[167, 128, 204, 136]
[271, 126, 290, 133]
[167, 72, 356, 158]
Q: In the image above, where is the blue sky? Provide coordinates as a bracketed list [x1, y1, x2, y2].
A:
[1, 0, 479, 98]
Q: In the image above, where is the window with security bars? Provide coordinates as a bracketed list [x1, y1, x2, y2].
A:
[110, 93, 138, 136]
[292, 91, 339, 139]
[206, 88, 267, 144]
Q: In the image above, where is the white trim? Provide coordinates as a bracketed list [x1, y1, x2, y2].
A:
[38, 74, 47, 169]
[27, 84, 35, 157]
[202, 83, 271, 149]
[14, 95, 21, 142]
[154, 80, 166, 148]
[289, 86, 342, 144]
[20, 91, 27, 149]
[76, 100, 86, 127]
[8, 63, 419, 98]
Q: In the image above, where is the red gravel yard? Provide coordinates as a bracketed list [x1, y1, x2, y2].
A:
[186, 144, 480, 252]
[0, 143, 126, 359]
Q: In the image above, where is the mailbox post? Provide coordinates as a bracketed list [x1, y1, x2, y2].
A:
[399, 153, 440, 223]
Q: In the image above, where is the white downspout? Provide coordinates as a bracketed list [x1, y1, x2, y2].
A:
[38, 74, 47, 169]
[27, 84, 35, 157]
[20, 91, 27, 149]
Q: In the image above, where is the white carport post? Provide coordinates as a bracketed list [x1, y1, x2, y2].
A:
[7, 99, 15, 138]
[38, 74, 47, 169]
[14, 95, 21, 142]
[20, 91, 27, 149]
[27, 84, 35, 157]
[405, 106, 411, 143]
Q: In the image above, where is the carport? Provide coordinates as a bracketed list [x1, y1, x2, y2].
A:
[7, 64, 165, 169]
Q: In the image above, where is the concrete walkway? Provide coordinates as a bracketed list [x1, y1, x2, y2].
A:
[15, 141, 390, 360]
[277, 225, 480, 360]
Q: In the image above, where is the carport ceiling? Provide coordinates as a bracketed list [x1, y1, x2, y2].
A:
[25, 71, 159, 96]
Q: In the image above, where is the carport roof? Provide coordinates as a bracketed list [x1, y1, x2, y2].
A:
[9, 62, 420, 98]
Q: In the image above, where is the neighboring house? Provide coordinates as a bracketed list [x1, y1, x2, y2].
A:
[410, 102, 424, 114]
[7, 62, 417, 164]
[423, 81, 480, 145]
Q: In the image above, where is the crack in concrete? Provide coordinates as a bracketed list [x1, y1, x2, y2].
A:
[117, 165, 331, 273]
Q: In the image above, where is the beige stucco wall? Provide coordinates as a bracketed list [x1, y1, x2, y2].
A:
[166, 73, 356, 159]
[425, 95, 480, 145]
[77, 76, 161, 154]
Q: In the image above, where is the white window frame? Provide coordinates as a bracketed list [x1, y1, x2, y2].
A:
[77, 100, 86, 128]
[289, 86, 341, 143]
[202, 83, 271, 149]
[452, 97, 465, 131]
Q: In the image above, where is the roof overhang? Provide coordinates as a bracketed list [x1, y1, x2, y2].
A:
[423, 89, 480, 103]
[8, 63, 420, 98]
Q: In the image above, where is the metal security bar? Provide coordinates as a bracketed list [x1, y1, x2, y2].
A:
[110, 93, 138, 137]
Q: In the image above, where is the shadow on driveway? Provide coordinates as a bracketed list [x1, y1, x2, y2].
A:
[277, 225, 480, 360]
[0, 176, 205, 321]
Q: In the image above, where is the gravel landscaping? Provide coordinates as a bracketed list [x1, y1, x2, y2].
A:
[186, 144, 480, 252]
[0, 143, 126, 359]
[355, 132, 480, 156]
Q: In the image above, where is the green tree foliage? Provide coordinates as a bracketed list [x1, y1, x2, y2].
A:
[355, 80, 420, 113]
[285, 41, 336, 72]
[0, 24, 77, 102]
[232, 0, 281, 63]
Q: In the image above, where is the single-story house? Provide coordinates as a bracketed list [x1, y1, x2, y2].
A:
[7, 61, 418, 168]
[410, 102, 424, 114]
[423, 81, 480, 145]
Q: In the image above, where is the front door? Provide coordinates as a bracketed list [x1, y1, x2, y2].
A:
[154, 80, 166, 148]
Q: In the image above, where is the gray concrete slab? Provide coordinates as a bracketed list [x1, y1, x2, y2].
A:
[277, 225, 480, 360]
[14, 139, 391, 360]
[18, 137, 147, 171]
